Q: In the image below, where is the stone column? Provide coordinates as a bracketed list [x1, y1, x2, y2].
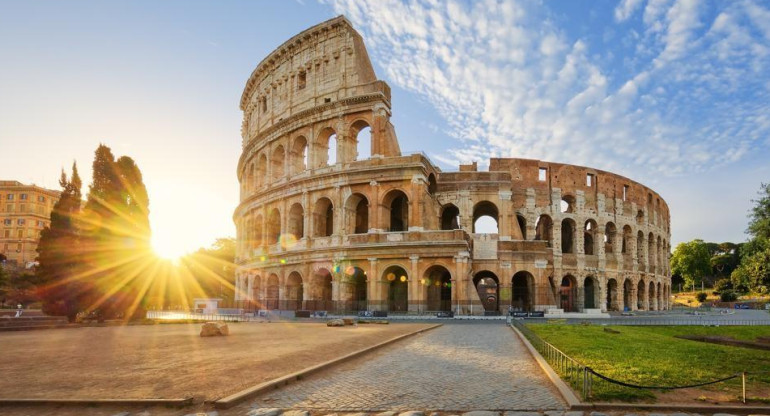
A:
[409, 255, 420, 312]
[499, 191, 513, 239]
[369, 181, 380, 232]
[368, 258, 380, 311]
[409, 176, 424, 231]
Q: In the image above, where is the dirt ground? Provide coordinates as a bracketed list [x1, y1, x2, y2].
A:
[0, 321, 431, 401]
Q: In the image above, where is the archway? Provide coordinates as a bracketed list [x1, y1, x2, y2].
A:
[253, 214, 263, 249]
[605, 222, 617, 254]
[316, 127, 337, 167]
[384, 265, 409, 313]
[637, 280, 646, 310]
[560, 195, 575, 213]
[271, 145, 285, 181]
[291, 135, 308, 174]
[584, 276, 597, 309]
[637, 231, 645, 268]
[342, 266, 367, 312]
[606, 278, 618, 311]
[350, 120, 371, 160]
[285, 272, 303, 311]
[266, 274, 279, 310]
[383, 190, 409, 232]
[251, 275, 261, 310]
[517, 214, 527, 239]
[288, 203, 304, 241]
[584, 220, 598, 255]
[535, 215, 553, 246]
[309, 268, 333, 311]
[267, 208, 281, 245]
[313, 197, 334, 237]
[622, 225, 633, 254]
[424, 265, 452, 312]
[560, 275, 577, 312]
[561, 218, 576, 254]
[623, 279, 633, 311]
[427, 174, 437, 195]
[345, 193, 369, 234]
[473, 271, 499, 313]
[440, 204, 460, 230]
[472, 201, 499, 234]
[511, 271, 534, 312]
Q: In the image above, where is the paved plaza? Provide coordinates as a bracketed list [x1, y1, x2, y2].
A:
[246, 323, 566, 412]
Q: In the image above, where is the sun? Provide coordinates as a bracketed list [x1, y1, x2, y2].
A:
[151, 234, 188, 260]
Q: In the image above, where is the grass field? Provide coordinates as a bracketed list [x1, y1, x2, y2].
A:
[527, 324, 770, 403]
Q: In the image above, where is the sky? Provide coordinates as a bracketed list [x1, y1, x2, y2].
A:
[1, 0, 768, 257]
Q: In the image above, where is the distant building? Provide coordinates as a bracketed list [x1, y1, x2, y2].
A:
[0, 180, 61, 269]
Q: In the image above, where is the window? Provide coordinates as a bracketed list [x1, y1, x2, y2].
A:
[16, 219, 25, 226]
[297, 71, 306, 90]
[324, 97, 331, 103]
[5, 204, 12, 212]
[538, 167, 547, 181]
[17, 230, 23, 238]
[37, 220, 44, 227]
[16, 243, 21, 251]
[6, 194, 13, 200]
[3, 230, 9, 238]
[586, 173, 594, 187]
[261, 97, 267, 113]
[20, 193, 27, 200]
[3, 219, 11, 226]
[38, 196, 45, 202]
[19, 204, 26, 212]
[623, 185, 629, 201]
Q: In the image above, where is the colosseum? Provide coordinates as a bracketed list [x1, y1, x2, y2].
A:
[233, 16, 672, 316]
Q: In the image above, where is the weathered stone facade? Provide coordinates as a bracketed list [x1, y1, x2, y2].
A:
[233, 16, 672, 315]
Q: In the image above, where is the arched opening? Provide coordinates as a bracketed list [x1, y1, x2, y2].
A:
[657, 282, 663, 310]
[247, 164, 255, 192]
[291, 135, 308, 174]
[313, 198, 334, 237]
[584, 276, 597, 309]
[285, 272, 303, 311]
[473, 271, 499, 313]
[517, 214, 527, 239]
[623, 279, 633, 311]
[342, 266, 367, 312]
[584, 219, 598, 255]
[560, 195, 575, 213]
[271, 145, 285, 181]
[511, 271, 534, 312]
[257, 154, 267, 188]
[383, 190, 409, 232]
[345, 193, 369, 234]
[636, 209, 644, 225]
[561, 218, 576, 254]
[473, 201, 499, 233]
[649, 281, 656, 310]
[266, 274, 279, 310]
[384, 265, 409, 313]
[424, 265, 452, 312]
[560, 275, 578, 312]
[288, 203, 304, 241]
[535, 215, 553, 246]
[622, 225, 633, 254]
[251, 275, 261, 310]
[606, 278, 618, 311]
[440, 204, 460, 230]
[637, 280, 646, 310]
[253, 215, 263, 249]
[350, 120, 371, 160]
[316, 128, 337, 167]
[605, 222, 617, 254]
[427, 173, 437, 195]
[309, 268, 333, 311]
[648, 232, 656, 271]
[267, 208, 281, 246]
[637, 231, 645, 268]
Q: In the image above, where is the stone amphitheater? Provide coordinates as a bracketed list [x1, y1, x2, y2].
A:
[233, 16, 672, 316]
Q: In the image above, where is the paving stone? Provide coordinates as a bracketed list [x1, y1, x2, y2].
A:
[462, 412, 500, 416]
[246, 409, 282, 416]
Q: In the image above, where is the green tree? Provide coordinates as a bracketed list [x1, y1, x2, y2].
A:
[747, 182, 770, 241]
[180, 238, 236, 303]
[36, 163, 84, 321]
[670, 239, 711, 291]
[731, 247, 770, 293]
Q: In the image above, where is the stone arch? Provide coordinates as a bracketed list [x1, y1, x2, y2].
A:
[316, 127, 337, 167]
[636, 209, 644, 225]
[637, 279, 646, 310]
[257, 153, 267, 188]
[584, 276, 599, 310]
[309, 268, 333, 311]
[288, 203, 304, 241]
[604, 222, 617, 254]
[511, 271, 534, 312]
[291, 135, 309, 174]
[657, 282, 663, 310]
[285, 271, 303, 311]
[561, 218, 577, 254]
[341, 266, 367, 312]
[267, 208, 281, 245]
[251, 274, 262, 309]
[473, 270, 499, 313]
[623, 278, 633, 311]
[517, 214, 527, 240]
[424, 265, 452, 312]
[560, 195, 576, 213]
[472, 200, 499, 234]
[622, 225, 633, 254]
[427, 173, 437, 195]
[247, 163, 255, 192]
[313, 197, 334, 237]
[350, 119, 371, 161]
[649, 281, 656, 310]
[271, 145, 286, 181]
[266, 273, 280, 309]
[535, 214, 554, 246]
[345, 193, 369, 234]
[383, 265, 409, 313]
[637, 231, 645, 268]
[382, 189, 409, 232]
[253, 214, 264, 249]
[440, 204, 460, 230]
[648, 232, 656, 272]
[584, 219, 599, 255]
[560, 275, 578, 312]
[606, 278, 619, 311]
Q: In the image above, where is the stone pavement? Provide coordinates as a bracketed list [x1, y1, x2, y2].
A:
[242, 323, 566, 412]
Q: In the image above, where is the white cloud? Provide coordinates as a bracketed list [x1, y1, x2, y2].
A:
[325, 0, 770, 181]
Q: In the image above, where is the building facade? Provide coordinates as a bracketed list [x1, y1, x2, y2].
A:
[233, 16, 672, 315]
[0, 180, 61, 268]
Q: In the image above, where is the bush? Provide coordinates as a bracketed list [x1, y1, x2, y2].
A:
[696, 292, 708, 302]
[713, 278, 733, 294]
[720, 291, 738, 302]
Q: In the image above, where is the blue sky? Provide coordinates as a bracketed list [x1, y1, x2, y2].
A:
[1, 0, 768, 255]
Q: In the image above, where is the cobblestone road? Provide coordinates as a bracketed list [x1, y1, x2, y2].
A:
[248, 323, 566, 412]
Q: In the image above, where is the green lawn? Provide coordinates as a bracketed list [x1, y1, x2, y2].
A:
[526, 324, 770, 402]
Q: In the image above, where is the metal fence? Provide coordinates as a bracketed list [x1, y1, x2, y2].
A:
[511, 320, 769, 403]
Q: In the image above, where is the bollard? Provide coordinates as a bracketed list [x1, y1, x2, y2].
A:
[742, 371, 746, 404]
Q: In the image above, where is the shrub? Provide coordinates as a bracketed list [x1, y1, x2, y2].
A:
[696, 292, 708, 302]
[713, 278, 733, 294]
[720, 291, 738, 302]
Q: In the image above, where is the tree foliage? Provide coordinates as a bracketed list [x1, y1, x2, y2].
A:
[670, 239, 711, 290]
[730, 183, 770, 293]
[747, 182, 770, 241]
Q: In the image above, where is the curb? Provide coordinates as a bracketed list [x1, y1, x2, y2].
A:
[508, 324, 581, 408]
[0, 398, 193, 407]
[213, 323, 443, 409]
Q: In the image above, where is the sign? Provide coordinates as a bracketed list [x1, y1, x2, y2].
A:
[528, 311, 545, 318]
[436, 311, 454, 318]
[534, 260, 548, 269]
